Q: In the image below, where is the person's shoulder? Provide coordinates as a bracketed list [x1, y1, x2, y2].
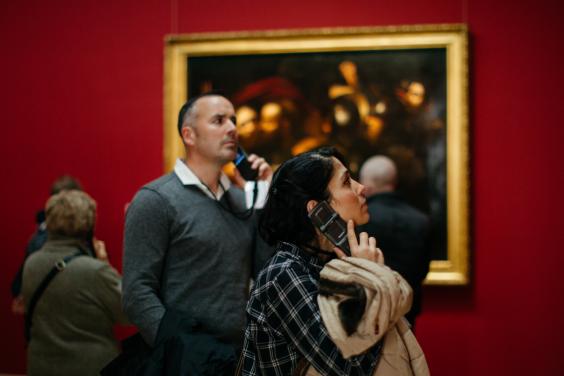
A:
[24, 247, 83, 278]
[258, 250, 295, 276]
[130, 173, 180, 204]
[22, 248, 45, 270]
[24, 240, 60, 261]
[67, 257, 121, 294]
[87, 259, 121, 281]
[73, 254, 107, 267]
[143, 173, 181, 194]
[256, 247, 313, 291]
[67, 254, 105, 272]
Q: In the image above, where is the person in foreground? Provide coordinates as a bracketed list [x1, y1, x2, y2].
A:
[22, 190, 127, 376]
[121, 93, 273, 373]
[240, 147, 429, 376]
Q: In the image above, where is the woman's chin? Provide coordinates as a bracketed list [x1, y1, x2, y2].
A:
[357, 213, 370, 226]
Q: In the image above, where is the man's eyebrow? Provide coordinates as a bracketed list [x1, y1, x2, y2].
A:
[213, 112, 234, 118]
[210, 113, 237, 123]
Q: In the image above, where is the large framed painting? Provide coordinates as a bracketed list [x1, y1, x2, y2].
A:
[164, 24, 469, 285]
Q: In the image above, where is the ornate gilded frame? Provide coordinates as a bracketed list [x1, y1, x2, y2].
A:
[163, 24, 469, 285]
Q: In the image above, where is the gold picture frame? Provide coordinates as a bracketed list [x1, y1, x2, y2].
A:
[164, 24, 469, 285]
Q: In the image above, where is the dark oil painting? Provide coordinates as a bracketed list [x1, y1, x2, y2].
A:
[187, 49, 447, 259]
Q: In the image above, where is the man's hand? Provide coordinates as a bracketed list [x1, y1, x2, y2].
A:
[232, 153, 273, 187]
[247, 154, 273, 182]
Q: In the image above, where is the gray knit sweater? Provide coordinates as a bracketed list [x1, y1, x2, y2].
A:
[123, 172, 273, 347]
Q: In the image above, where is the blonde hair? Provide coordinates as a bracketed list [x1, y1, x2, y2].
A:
[45, 190, 96, 238]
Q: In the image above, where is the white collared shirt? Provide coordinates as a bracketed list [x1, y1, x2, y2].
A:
[174, 158, 231, 200]
[173, 158, 268, 208]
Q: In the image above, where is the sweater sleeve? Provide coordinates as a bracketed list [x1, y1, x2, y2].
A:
[122, 188, 171, 345]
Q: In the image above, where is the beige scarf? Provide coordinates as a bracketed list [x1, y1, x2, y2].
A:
[310, 257, 430, 376]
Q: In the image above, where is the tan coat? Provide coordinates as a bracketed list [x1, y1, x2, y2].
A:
[315, 257, 430, 376]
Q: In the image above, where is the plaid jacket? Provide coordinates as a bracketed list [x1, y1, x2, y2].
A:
[241, 242, 381, 375]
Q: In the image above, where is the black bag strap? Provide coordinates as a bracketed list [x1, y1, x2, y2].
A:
[24, 250, 85, 342]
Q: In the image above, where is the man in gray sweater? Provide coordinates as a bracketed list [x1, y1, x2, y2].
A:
[123, 93, 274, 351]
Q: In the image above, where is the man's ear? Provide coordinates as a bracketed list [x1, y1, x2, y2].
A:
[181, 125, 195, 146]
[306, 200, 319, 214]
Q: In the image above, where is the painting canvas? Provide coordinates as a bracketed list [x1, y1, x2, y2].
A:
[164, 25, 469, 285]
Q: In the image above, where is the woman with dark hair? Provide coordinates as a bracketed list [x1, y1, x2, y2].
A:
[240, 147, 427, 376]
[258, 147, 372, 251]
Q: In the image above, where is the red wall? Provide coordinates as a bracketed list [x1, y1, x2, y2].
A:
[2, 0, 563, 374]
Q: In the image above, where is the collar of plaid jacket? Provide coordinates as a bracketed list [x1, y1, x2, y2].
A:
[278, 242, 336, 269]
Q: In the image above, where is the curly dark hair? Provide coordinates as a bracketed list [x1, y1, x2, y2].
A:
[259, 147, 347, 247]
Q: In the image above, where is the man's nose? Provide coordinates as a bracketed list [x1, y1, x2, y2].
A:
[226, 119, 237, 133]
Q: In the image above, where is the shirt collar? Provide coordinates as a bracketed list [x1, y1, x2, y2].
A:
[174, 158, 231, 200]
[278, 242, 328, 271]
